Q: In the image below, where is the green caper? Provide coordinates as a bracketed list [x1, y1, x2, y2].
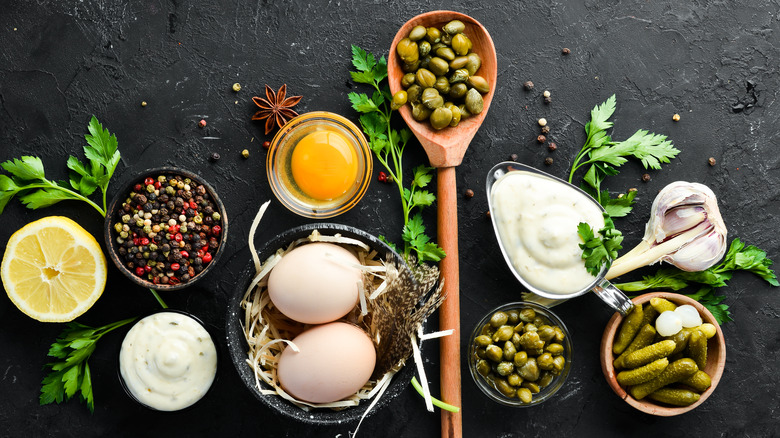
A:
[476, 359, 490, 377]
[502, 341, 517, 361]
[451, 33, 471, 56]
[507, 373, 522, 387]
[513, 351, 528, 368]
[495, 378, 516, 398]
[485, 344, 503, 363]
[521, 381, 540, 394]
[430, 42, 447, 52]
[466, 52, 482, 75]
[537, 352, 555, 370]
[553, 326, 566, 343]
[465, 88, 484, 115]
[396, 38, 418, 63]
[449, 68, 469, 83]
[537, 325, 556, 343]
[411, 102, 432, 121]
[492, 325, 515, 343]
[510, 331, 522, 349]
[408, 25, 427, 41]
[425, 27, 441, 43]
[519, 308, 536, 323]
[428, 57, 449, 76]
[458, 104, 471, 119]
[422, 88, 443, 110]
[523, 323, 538, 333]
[419, 55, 432, 70]
[430, 107, 453, 130]
[418, 40, 431, 57]
[449, 56, 469, 69]
[401, 73, 416, 88]
[475, 347, 486, 359]
[443, 19, 466, 35]
[519, 331, 544, 350]
[475, 335, 492, 348]
[440, 31, 453, 45]
[489, 311, 508, 328]
[527, 348, 544, 357]
[449, 82, 468, 99]
[466, 75, 490, 94]
[402, 60, 420, 73]
[435, 46, 456, 61]
[545, 343, 564, 356]
[506, 310, 521, 325]
[517, 387, 533, 403]
[518, 357, 540, 381]
[415, 68, 436, 88]
[434, 77, 451, 95]
[538, 371, 554, 388]
[552, 355, 566, 373]
[391, 90, 408, 110]
[448, 104, 461, 127]
[496, 361, 514, 376]
[406, 85, 422, 103]
[533, 316, 546, 327]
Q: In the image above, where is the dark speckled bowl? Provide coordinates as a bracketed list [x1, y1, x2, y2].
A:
[104, 166, 228, 292]
[225, 223, 420, 425]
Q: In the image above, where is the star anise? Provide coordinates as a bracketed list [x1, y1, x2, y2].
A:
[251, 84, 302, 135]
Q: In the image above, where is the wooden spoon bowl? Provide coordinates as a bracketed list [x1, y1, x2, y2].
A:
[388, 10, 497, 167]
[600, 292, 726, 416]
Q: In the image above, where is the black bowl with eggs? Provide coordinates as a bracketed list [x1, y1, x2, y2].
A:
[225, 223, 424, 425]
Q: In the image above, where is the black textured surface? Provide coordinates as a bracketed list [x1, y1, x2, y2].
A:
[1, 1, 779, 437]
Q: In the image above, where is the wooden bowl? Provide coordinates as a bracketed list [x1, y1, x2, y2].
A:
[600, 292, 726, 416]
[387, 10, 497, 168]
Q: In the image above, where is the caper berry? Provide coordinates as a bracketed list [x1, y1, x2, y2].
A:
[465, 88, 484, 115]
[434, 76, 451, 95]
[451, 33, 471, 56]
[396, 38, 419, 64]
[426, 27, 441, 43]
[493, 325, 515, 343]
[485, 344, 503, 362]
[391, 90, 408, 110]
[466, 75, 490, 94]
[407, 85, 422, 103]
[503, 341, 517, 361]
[408, 25, 427, 41]
[507, 373, 522, 387]
[475, 335, 492, 348]
[411, 102, 432, 121]
[489, 311, 509, 328]
[495, 378, 516, 398]
[435, 46, 456, 61]
[537, 325, 556, 343]
[421, 88, 444, 110]
[443, 19, 465, 35]
[517, 387, 533, 403]
[415, 68, 436, 88]
[428, 57, 450, 76]
[450, 56, 469, 69]
[449, 82, 468, 99]
[401, 73, 416, 88]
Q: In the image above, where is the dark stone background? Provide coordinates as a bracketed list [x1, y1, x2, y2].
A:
[1, 1, 778, 437]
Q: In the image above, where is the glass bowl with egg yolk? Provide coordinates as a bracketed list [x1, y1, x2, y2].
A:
[267, 111, 372, 218]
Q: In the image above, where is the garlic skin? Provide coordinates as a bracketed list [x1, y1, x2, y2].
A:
[606, 181, 727, 279]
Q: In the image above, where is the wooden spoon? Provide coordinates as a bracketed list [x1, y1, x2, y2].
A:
[388, 11, 497, 438]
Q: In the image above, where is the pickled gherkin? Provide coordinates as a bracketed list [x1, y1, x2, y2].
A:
[629, 358, 698, 400]
[647, 388, 701, 406]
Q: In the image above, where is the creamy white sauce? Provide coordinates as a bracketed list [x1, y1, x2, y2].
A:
[119, 312, 217, 411]
[491, 171, 605, 294]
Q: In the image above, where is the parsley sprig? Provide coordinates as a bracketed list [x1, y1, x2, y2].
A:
[577, 213, 624, 276]
[40, 317, 136, 413]
[0, 116, 120, 217]
[568, 95, 680, 217]
[348, 45, 445, 263]
[614, 239, 779, 324]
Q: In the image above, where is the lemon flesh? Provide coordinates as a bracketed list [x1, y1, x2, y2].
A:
[1, 216, 107, 322]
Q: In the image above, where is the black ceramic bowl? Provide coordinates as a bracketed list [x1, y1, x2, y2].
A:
[104, 167, 228, 291]
[226, 223, 419, 425]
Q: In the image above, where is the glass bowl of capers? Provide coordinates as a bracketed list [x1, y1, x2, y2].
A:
[468, 302, 573, 407]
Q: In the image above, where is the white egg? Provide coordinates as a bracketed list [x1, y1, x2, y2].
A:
[268, 242, 363, 324]
[656, 310, 683, 337]
[277, 322, 376, 404]
[674, 304, 703, 328]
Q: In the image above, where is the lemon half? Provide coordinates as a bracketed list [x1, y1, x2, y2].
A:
[1, 216, 107, 322]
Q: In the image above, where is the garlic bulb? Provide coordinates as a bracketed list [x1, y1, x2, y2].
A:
[606, 181, 727, 279]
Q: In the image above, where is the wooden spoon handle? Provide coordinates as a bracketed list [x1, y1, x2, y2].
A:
[437, 166, 462, 438]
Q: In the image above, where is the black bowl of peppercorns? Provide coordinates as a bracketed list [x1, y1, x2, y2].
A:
[104, 167, 228, 291]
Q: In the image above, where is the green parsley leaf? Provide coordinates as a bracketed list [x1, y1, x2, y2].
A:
[350, 45, 376, 73]
[348, 92, 379, 113]
[578, 213, 624, 276]
[1, 156, 46, 181]
[411, 190, 436, 208]
[412, 165, 433, 188]
[602, 189, 637, 218]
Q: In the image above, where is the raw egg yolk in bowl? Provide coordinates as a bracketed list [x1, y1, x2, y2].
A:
[291, 130, 358, 201]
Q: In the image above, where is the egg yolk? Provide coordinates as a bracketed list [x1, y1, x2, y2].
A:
[291, 130, 358, 200]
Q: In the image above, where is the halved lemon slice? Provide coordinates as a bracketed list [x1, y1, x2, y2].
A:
[1, 216, 107, 322]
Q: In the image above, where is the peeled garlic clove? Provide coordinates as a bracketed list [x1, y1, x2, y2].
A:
[674, 305, 702, 328]
[656, 310, 683, 336]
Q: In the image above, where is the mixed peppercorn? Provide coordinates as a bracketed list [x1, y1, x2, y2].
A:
[111, 174, 223, 286]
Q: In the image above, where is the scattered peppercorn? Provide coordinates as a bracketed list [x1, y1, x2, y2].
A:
[537, 135, 546, 143]
[543, 90, 551, 98]
[198, 119, 207, 128]
[232, 83, 242, 92]
[628, 187, 638, 192]
[672, 113, 681, 122]
[241, 149, 250, 159]
[111, 173, 223, 285]
[509, 153, 518, 161]
[541, 125, 550, 134]
[538, 118, 547, 127]
[464, 189, 474, 199]
[262, 140, 271, 149]
[562, 47, 571, 55]
[209, 152, 220, 162]
[523, 81, 534, 91]
[486, 210, 491, 218]
[378, 171, 389, 183]
[548, 142, 557, 152]
[544, 157, 553, 166]
[708, 157, 716, 166]
[141, 101, 147, 107]
[642, 173, 651, 182]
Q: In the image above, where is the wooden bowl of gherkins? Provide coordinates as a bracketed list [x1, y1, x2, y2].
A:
[600, 292, 726, 416]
